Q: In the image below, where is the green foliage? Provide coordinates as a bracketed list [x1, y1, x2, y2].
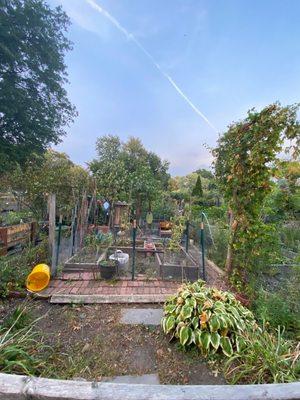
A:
[214, 103, 300, 280]
[225, 326, 300, 383]
[0, 240, 49, 297]
[192, 175, 203, 198]
[0, 210, 33, 226]
[161, 280, 256, 357]
[90, 135, 169, 211]
[0, 0, 76, 171]
[84, 232, 113, 249]
[0, 303, 48, 375]
[254, 266, 300, 338]
[168, 215, 186, 251]
[4, 150, 90, 219]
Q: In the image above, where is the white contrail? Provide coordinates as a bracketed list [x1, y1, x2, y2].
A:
[85, 0, 217, 132]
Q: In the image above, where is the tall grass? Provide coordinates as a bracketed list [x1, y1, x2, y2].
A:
[225, 326, 300, 384]
[0, 303, 48, 375]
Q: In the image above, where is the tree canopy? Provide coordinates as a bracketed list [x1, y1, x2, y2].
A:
[0, 0, 76, 172]
[89, 135, 170, 215]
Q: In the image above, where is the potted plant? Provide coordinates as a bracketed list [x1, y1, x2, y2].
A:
[99, 259, 117, 280]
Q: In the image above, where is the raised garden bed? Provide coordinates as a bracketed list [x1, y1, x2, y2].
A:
[156, 246, 200, 281]
[63, 246, 108, 273]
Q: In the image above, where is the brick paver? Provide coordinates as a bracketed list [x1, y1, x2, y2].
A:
[39, 273, 180, 298]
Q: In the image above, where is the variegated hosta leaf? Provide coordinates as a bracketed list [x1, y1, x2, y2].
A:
[180, 305, 193, 320]
[209, 315, 220, 332]
[179, 326, 191, 346]
[236, 335, 247, 353]
[210, 332, 221, 350]
[220, 336, 233, 357]
[192, 316, 199, 329]
[200, 331, 211, 350]
[164, 304, 177, 314]
[165, 315, 176, 333]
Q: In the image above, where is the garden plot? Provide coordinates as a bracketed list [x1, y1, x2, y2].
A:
[0, 300, 225, 385]
[63, 246, 107, 273]
[156, 247, 200, 281]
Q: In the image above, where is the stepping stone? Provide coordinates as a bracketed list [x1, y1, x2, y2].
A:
[104, 374, 160, 385]
[120, 308, 163, 326]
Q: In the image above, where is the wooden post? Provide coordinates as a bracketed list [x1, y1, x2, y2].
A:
[48, 193, 56, 275]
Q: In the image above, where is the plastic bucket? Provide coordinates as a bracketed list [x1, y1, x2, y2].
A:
[26, 264, 50, 292]
[109, 250, 129, 268]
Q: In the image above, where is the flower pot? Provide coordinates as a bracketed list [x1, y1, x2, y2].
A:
[99, 262, 117, 280]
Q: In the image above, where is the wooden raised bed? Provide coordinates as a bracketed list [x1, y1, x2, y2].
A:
[155, 246, 200, 281]
[63, 247, 108, 273]
[0, 222, 37, 256]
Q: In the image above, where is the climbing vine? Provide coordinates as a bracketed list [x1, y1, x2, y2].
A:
[214, 103, 300, 285]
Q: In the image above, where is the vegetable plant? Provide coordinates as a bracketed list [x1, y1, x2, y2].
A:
[161, 280, 257, 357]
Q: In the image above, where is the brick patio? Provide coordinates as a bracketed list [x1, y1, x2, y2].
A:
[39, 272, 181, 298]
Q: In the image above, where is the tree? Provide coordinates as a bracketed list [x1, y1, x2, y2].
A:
[89, 135, 128, 204]
[0, 0, 76, 172]
[192, 175, 203, 198]
[90, 135, 170, 219]
[214, 103, 300, 282]
[6, 150, 90, 218]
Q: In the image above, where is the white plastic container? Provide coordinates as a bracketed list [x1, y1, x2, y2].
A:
[109, 250, 129, 269]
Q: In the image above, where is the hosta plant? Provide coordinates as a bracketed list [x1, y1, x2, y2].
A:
[161, 280, 257, 357]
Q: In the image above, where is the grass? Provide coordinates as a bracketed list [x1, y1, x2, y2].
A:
[225, 326, 300, 384]
[0, 302, 49, 376]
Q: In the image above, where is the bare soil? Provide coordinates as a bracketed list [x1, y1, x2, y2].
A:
[0, 299, 226, 385]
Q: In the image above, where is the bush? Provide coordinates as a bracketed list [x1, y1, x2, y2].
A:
[225, 326, 300, 383]
[0, 241, 49, 297]
[161, 280, 256, 357]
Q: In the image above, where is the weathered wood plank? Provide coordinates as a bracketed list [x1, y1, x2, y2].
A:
[0, 373, 300, 400]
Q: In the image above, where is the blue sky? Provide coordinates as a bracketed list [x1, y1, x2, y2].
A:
[48, 0, 300, 175]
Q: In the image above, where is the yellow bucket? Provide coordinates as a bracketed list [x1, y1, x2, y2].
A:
[26, 264, 50, 292]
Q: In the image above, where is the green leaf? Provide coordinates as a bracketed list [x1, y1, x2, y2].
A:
[200, 331, 211, 350]
[180, 305, 193, 320]
[209, 315, 220, 332]
[194, 329, 202, 346]
[192, 316, 199, 329]
[165, 316, 176, 333]
[210, 332, 221, 350]
[220, 336, 233, 357]
[165, 304, 177, 314]
[179, 326, 190, 346]
[236, 335, 247, 353]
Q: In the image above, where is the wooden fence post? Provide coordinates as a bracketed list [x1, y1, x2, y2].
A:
[48, 193, 56, 275]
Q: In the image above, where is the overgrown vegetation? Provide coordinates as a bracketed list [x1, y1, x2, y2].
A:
[225, 326, 300, 383]
[0, 303, 48, 375]
[0, 240, 48, 297]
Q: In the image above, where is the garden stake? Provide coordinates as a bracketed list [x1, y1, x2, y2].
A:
[71, 204, 78, 256]
[200, 212, 206, 281]
[131, 219, 137, 281]
[55, 215, 63, 270]
[185, 220, 190, 253]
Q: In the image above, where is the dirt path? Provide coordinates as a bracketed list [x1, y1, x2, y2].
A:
[1, 299, 226, 385]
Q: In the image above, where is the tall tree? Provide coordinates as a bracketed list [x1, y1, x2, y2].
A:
[0, 0, 76, 171]
[192, 175, 203, 198]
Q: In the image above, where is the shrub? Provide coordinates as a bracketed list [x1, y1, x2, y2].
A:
[161, 280, 256, 357]
[0, 240, 49, 297]
[225, 326, 300, 383]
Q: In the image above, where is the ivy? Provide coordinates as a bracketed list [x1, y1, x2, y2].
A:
[214, 103, 300, 285]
